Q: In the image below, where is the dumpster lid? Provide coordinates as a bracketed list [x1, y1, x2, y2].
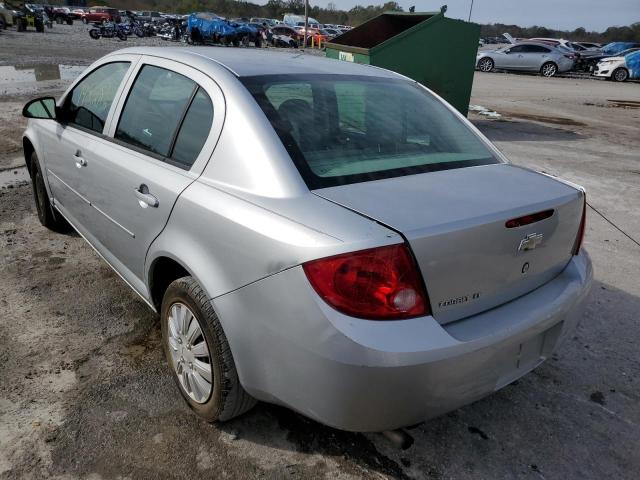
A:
[326, 11, 439, 53]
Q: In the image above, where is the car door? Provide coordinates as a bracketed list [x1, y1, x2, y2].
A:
[501, 45, 528, 69]
[526, 45, 553, 70]
[40, 58, 135, 233]
[69, 56, 225, 294]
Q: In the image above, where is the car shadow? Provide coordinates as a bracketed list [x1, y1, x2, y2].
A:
[473, 118, 584, 142]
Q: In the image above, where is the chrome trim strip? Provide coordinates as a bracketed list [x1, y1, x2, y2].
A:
[47, 168, 135, 238]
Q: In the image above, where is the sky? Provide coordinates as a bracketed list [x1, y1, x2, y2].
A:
[308, 0, 640, 32]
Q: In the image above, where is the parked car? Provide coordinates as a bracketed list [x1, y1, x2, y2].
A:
[477, 42, 575, 76]
[21, 48, 591, 432]
[0, 1, 15, 28]
[50, 6, 75, 25]
[77, 6, 120, 24]
[135, 10, 162, 23]
[574, 42, 601, 50]
[577, 42, 640, 72]
[593, 49, 640, 82]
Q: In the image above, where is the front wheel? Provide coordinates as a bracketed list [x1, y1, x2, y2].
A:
[161, 277, 256, 422]
[477, 57, 494, 72]
[541, 61, 558, 77]
[117, 30, 127, 41]
[612, 67, 629, 82]
[30, 153, 71, 233]
[89, 28, 100, 39]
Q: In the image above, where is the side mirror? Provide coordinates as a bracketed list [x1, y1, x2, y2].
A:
[504, 49, 511, 54]
[22, 97, 57, 120]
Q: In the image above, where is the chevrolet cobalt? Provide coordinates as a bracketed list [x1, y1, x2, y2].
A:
[22, 48, 592, 432]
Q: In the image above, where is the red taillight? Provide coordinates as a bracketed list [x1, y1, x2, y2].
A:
[505, 209, 554, 228]
[303, 244, 430, 320]
[572, 193, 586, 255]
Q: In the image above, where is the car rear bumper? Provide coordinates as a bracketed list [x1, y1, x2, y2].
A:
[213, 250, 592, 432]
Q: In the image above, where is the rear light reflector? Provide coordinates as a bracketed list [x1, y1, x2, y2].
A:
[303, 244, 430, 320]
[505, 209, 554, 228]
[572, 193, 586, 255]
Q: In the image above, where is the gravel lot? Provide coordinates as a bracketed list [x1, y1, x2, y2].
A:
[1, 23, 639, 480]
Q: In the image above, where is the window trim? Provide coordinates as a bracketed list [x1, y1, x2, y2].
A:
[113, 64, 201, 167]
[105, 56, 225, 175]
[60, 60, 134, 137]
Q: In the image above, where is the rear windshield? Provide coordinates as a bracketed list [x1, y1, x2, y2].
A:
[242, 75, 501, 189]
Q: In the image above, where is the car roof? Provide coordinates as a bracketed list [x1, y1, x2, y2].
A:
[109, 47, 402, 79]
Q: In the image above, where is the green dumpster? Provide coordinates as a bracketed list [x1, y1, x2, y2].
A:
[325, 10, 480, 116]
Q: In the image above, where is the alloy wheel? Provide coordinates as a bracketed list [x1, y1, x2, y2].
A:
[613, 68, 628, 82]
[167, 302, 213, 404]
[541, 63, 557, 77]
[478, 58, 493, 72]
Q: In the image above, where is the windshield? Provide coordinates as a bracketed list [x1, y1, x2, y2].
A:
[242, 75, 501, 189]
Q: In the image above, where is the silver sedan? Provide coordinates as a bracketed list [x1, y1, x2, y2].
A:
[477, 42, 576, 76]
[22, 48, 591, 432]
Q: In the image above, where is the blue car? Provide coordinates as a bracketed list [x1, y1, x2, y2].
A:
[594, 49, 640, 82]
[187, 12, 261, 47]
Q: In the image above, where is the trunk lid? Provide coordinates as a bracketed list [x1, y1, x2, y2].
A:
[313, 164, 584, 324]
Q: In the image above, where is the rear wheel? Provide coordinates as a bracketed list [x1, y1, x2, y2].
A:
[30, 153, 71, 233]
[161, 277, 256, 422]
[477, 57, 494, 72]
[117, 30, 127, 41]
[89, 28, 100, 39]
[612, 67, 629, 82]
[541, 61, 558, 77]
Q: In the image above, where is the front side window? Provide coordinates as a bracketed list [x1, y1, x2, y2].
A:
[243, 75, 501, 189]
[65, 62, 130, 134]
[115, 65, 214, 168]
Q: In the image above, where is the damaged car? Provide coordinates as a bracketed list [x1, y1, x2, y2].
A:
[21, 48, 591, 432]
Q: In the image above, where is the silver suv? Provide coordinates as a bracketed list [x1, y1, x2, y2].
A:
[22, 48, 591, 432]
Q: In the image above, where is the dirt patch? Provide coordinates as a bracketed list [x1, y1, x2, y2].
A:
[607, 99, 640, 109]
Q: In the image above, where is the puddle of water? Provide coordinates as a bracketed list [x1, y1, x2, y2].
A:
[0, 167, 30, 188]
[0, 64, 87, 85]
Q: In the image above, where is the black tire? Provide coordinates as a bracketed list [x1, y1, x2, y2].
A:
[254, 35, 262, 48]
[35, 19, 44, 32]
[30, 153, 71, 233]
[56, 17, 62, 24]
[612, 67, 629, 82]
[0, 17, 6, 29]
[540, 61, 558, 77]
[190, 28, 202, 44]
[135, 29, 144, 38]
[232, 38, 240, 47]
[66, 18, 73, 25]
[17, 18, 26, 31]
[117, 30, 127, 41]
[477, 57, 494, 72]
[89, 28, 100, 39]
[161, 277, 256, 422]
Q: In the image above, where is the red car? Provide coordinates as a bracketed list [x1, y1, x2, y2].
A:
[77, 6, 120, 24]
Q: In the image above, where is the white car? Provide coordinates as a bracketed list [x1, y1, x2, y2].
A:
[593, 49, 640, 82]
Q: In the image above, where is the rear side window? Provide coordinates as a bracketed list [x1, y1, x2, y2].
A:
[115, 65, 213, 168]
[171, 89, 214, 167]
[65, 62, 130, 134]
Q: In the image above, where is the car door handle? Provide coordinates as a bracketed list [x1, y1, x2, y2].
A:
[73, 151, 87, 168]
[134, 184, 159, 208]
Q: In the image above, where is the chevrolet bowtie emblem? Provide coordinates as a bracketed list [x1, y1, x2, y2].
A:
[518, 233, 544, 252]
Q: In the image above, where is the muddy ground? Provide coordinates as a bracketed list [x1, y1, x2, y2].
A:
[1, 24, 640, 479]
